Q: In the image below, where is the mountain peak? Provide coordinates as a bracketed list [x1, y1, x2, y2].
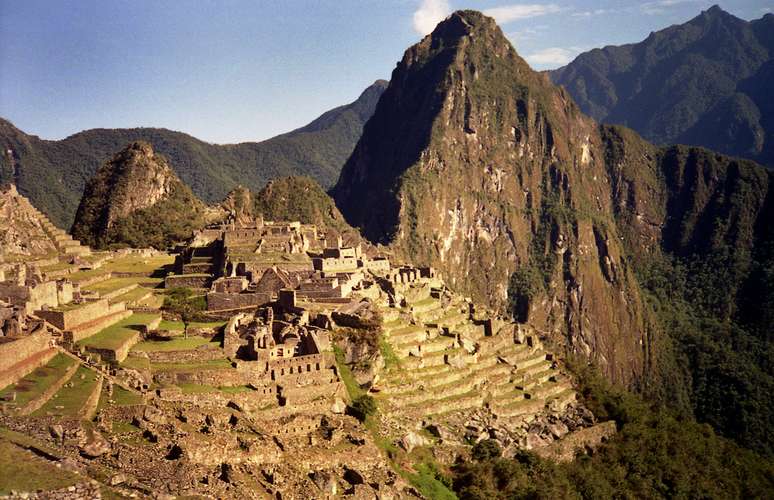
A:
[71, 141, 211, 249]
[692, 3, 742, 26]
[424, 9, 506, 48]
[124, 140, 154, 155]
[704, 4, 726, 16]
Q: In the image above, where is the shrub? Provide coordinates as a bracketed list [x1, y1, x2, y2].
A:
[349, 395, 377, 422]
[471, 439, 501, 462]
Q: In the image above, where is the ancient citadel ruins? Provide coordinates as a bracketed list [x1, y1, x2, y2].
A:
[0, 183, 601, 498]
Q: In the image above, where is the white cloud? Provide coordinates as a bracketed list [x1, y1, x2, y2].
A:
[483, 3, 563, 24]
[507, 24, 548, 42]
[524, 47, 579, 67]
[640, 0, 701, 15]
[413, 0, 451, 36]
[572, 8, 610, 18]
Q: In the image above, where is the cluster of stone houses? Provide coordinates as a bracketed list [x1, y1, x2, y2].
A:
[167, 218, 399, 313]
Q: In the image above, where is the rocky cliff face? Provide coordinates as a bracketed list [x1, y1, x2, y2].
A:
[220, 185, 253, 226]
[71, 142, 213, 249]
[334, 11, 648, 383]
[0, 183, 59, 257]
[333, 10, 773, 386]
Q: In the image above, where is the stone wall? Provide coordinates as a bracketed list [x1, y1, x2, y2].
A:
[212, 277, 247, 293]
[56, 281, 74, 305]
[0, 331, 51, 373]
[165, 275, 211, 289]
[533, 420, 617, 462]
[85, 331, 140, 364]
[154, 367, 243, 387]
[313, 256, 358, 272]
[26, 281, 60, 314]
[77, 273, 112, 288]
[146, 346, 224, 363]
[281, 379, 340, 406]
[182, 263, 214, 274]
[64, 306, 131, 344]
[0, 281, 61, 315]
[0, 333, 55, 390]
[360, 258, 391, 272]
[268, 353, 327, 380]
[158, 386, 276, 410]
[206, 291, 271, 312]
[36, 299, 112, 330]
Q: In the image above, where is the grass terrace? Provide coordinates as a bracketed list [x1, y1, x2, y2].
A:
[39, 262, 76, 273]
[120, 356, 151, 372]
[0, 434, 82, 495]
[67, 268, 110, 283]
[82, 276, 163, 294]
[51, 301, 86, 312]
[176, 383, 255, 394]
[132, 336, 217, 352]
[0, 354, 77, 407]
[78, 313, 160, 351]
[103, 254, 175, 274]
[98, 386, 143, 410]
[31, 366, 99, 417]
[157, 319, 226, 331]
[226, 250, 311, 264]
[113, 287, 154, 305]
[150, 358, 233, 373]
[135, 294, 165, 309]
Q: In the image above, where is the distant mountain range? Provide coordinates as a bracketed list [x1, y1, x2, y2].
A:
[0, 80, 387, 228]
[551, 5, 774, 168]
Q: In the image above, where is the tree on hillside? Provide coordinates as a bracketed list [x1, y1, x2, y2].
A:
[162, 287, 205, 338]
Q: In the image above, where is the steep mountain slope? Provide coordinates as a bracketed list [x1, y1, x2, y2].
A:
[333, 10, 773, 452]
[551, 6, 774, 167]
[334, 10, 650, 384]
[0, 80, 387, 228]
[0, 184, 74, 258]
[70, 141, 215, 249]
[253, 176, 352, 231]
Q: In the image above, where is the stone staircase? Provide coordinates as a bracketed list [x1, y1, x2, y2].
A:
[24, 202, 91, 257]
[373, 285, 576, 425]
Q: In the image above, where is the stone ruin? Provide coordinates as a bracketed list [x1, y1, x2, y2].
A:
[220, 306, 340, 408]
[169, 218, 394, 312]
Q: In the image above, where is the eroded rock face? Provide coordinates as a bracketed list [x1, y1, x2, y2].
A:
[0, 184, 62, 257]
[79, 429, 110, 458]
[332, 10, 774, 385]
[333, 10, 648, 384]
[70, 141, 214, 249]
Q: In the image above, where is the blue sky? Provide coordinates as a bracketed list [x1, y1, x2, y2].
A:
[1, 0, 770, 144]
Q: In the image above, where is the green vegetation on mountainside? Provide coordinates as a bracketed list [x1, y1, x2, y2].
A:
[602, 133, 774, 455]
[451, 363, 774, 499]
[551, 6, 774, 167]
[335, 7, 774, 464]
[253, 176, 351, 231]
[0, 80, 386, 228]
[101, 182, 210, 249]
[71, 141, 213, 250]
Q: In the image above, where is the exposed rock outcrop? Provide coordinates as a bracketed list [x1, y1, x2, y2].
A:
[70, 141, 215, 249]
[332, 10, 774, 387]
[333, 11, 648, 383]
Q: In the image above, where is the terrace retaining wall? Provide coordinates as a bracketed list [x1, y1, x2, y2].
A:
[0, 331, 51, 373]
[207, 292, 272, 311]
